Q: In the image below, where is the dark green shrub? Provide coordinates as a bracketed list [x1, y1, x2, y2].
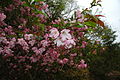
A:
[89, 43, 120, 80]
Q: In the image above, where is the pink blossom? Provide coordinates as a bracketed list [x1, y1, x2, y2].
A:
[0, 37, 9, 44]
[37, 14, 44, 18]
[64, 39, 76, 49]
[23, 46, 29, 51]
[17, 38, 29, 51]
[42, 4, 48, 10]
[76, 10, 82, 18]
[41, 40, 49, 47]
[54, 37, 64, 47]
[3, 47, 13, 55]
[44, 33, 49, 40]
[80, 59, 85, 64]
[13, 65, 17, 68]
[52, 21, 56, 24]
[70, 53, 77, 57]
[78, 59, 87, 69]
[70, 53, 77, 60]
[64, 21, 68, 24]
[63, 58, 69, 64]
[32, 47, 45, 55]
[71, 20, 76, 23]
[52, 18, 61, 24]
[77, 19, 83, 22]
[78, 64, 87, 69]
[44, 68, 49, 72]
[34, 49, 40, 55]
[54, 18, 61, 24]
[41, 62, 47, 66]
[30, 57, 38, 63]
[20, 7, 26, 15]
[0, 13, 6, 21]
[39, 1, 44, 4]
[50, 51, 60, 60]
[37, 14, 46, 22]
[0, 21, 6, 26]
[58, 60, 64, 65]
[19, 18, 27, 24]
[11, 37, 16, 42]
[81, 41, 87, 48]
[18, 38, 27, 46]
[24, 28, 30, 33]
[60, 29, 72, 41]
[70, 60, 74, 66]
[32, 47, 37, 51]
[0, 47, 3, 54]
[18, 25, 23, 29]
[8, 38, 16, 48]
[24, 34, 33, 40]
[39, 47, 45, 54]
[43, 55, 52, 63]
[28, 40, 35, 46]
[47, 12, 51, 17]
[79, 32, 84, 37]
[49, 28, 59, 39]
[5, 6, 13, 12]
[4, 26, 15, 35]
[25, 65, 32, 70]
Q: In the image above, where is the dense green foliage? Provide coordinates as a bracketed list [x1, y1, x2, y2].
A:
[89, 42, 120, 80]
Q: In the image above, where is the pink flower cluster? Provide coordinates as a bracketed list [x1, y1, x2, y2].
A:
[0, 0, 90, 75]
[0, 13, 6, 26]
[77, 59, 87, 69]
[58, 58, 69, 65]
[49, 28, 76, 49]
[76, 10, 84, 23]
[0, 13, 6, 21]
[18, 38, 29, 51]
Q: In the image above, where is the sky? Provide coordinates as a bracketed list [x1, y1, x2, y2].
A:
[75, 0, 120, 42]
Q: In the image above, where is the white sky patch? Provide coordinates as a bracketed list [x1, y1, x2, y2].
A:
[75, 0, 120, 42]
[101, 0, 120, 42]
[75, 0, 92, 8]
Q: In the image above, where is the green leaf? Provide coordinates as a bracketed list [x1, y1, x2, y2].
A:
[34, 0, 44, 2]
[61, 26, 65, 29]
[6, 35, 17, 38]
[65, 23, 70, 28]
[34, 0, 40, 2]
[75, 24, 84, 28]
[88, 28, 93, 31]
[84, 21, 97, 27]
[23, 3, 29, 7]
[53, 24, 60, 27]
[35, 10, 44, 14]
[97, 4, 102, 7]
[38, 24, 45, 31]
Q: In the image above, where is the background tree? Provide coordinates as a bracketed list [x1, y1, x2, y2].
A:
[44, 0, 78, 21]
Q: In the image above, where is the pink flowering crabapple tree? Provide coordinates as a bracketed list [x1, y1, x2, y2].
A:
[0, 0, 112, 79]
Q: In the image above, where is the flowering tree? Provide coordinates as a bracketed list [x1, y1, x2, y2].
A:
[0, 0, 116, 80]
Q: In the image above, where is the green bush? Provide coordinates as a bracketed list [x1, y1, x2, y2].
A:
[89, 43, 120, 80]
